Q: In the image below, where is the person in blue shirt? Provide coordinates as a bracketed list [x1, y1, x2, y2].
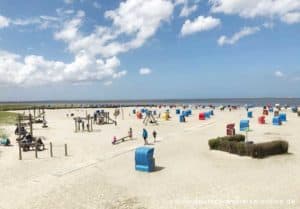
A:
[142, 128, 148, 145]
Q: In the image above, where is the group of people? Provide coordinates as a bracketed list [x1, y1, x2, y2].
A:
[142, 128, 157, 145]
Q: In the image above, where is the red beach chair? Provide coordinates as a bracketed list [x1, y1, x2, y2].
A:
[199, 112, 205, 120]
[258, 116, 265, 124]
[226, 123, 235, 136]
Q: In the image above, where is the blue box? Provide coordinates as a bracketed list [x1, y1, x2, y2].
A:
[273, 116, 281, 125]
[279, 113, 287, 122]
[247, 111, 253, 118]
[135, 147, 155, 172]
[240, 120, 249, 131]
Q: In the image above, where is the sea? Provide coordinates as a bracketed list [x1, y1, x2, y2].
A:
[0, 98, 300, 107]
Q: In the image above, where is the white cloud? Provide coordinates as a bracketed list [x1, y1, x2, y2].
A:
[0, 13, 62, 31]
[0, 15, 10, 28]
[180, 3, 198, 17]
[103, 81, 113, 86]
[263, 22, 274, 29]
[0, 0, 174, 86]
[209, 0, 300, 24]
[274, 70, 284, 78]
[181, 16, 221, 36]
[93, 2, 101, 9]
[281, 12, 300, 24]
[218, 26, 260, 46]
[139, 68, 152, 75]
[0, 50, 126, 86]
[64, 0, 74, 4]
[55, 0, 174, 58]
[54, 11, 84, 41]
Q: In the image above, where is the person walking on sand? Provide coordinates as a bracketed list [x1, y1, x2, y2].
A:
[142, 128, 148, 145]
[152, 130, 157, 142]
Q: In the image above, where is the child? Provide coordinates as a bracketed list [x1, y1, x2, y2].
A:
[142, 128, 148, 145]
[152, 130, 157, 142]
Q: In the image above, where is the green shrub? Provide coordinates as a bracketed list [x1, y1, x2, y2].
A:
[208, 135, 245, 150]
[208, 136, 288, 158]
[251, 140, 288, 158]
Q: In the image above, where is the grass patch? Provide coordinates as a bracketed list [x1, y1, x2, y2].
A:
[0, 111, 19, 125]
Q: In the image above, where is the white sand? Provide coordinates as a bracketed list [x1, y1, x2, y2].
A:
[0, 107, 299, 209]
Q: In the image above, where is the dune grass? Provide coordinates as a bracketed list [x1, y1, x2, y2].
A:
[0, 111, 19, 125]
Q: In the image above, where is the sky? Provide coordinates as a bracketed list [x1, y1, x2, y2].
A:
[0, 0, 300, 101]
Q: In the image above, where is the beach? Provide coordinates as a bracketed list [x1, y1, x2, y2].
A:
[0, 107, 299, 209]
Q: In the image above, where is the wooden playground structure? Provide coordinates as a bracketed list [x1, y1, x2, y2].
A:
[15, 114, 45, 153]
[143, 111, 158, 125]
[74, 115, 94, 132]
[27, 106, 48, 127]
[93, 110, 117, 126]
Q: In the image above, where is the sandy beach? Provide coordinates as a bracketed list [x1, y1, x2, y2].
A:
[0, 107, 299, 209]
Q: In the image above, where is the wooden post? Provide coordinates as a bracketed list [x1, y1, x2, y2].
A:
[74, 120, 77, 132]
[87, 115, 90, 132]
[35, 143, 38, 159]
[50, 142, 53, 157]
[18, 143, 22, 160]
[17, 114, 21, 138]
[91, 118, 93, 131]
[64, 144, 68, 156]
[29, 114, 33, 136]
[33, 107, 36, 120]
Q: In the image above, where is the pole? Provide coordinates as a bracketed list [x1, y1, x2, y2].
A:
[87, 115, 90, 132]
[50, 142, 53, 157]
[35, 143, 38, 159]
[64, 144, 68, 156]
[29, 114, 33, 136]
[18, 143, 22, 160]
[75, 120, 77, 132]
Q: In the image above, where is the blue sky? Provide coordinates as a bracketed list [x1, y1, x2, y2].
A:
[0, 0, 300, 101]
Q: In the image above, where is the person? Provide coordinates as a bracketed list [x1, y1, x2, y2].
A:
[152, 130, 157, 142]
[142, 128, 148, 145]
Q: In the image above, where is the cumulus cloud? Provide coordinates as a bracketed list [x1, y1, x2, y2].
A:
[55, 0, 174, 58]
[0, 15, 10, 28]
[181, 16, 221, 36]
[0, 50, 125, 86]
[218, 26, 260, 46]
[0, 0, 174, 86]
[281, 12, 300, 24]
[93, 2, 101, 9]
[179, 3, 198, 17]
[139, 68, 152, 75]
[274, 70, 284, 78]
[209, 0, 300, 24]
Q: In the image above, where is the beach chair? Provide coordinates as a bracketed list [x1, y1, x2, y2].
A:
[226, 123, 235, 136]
[258, 116, 265, 124]
[135, 147, 155, 172]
